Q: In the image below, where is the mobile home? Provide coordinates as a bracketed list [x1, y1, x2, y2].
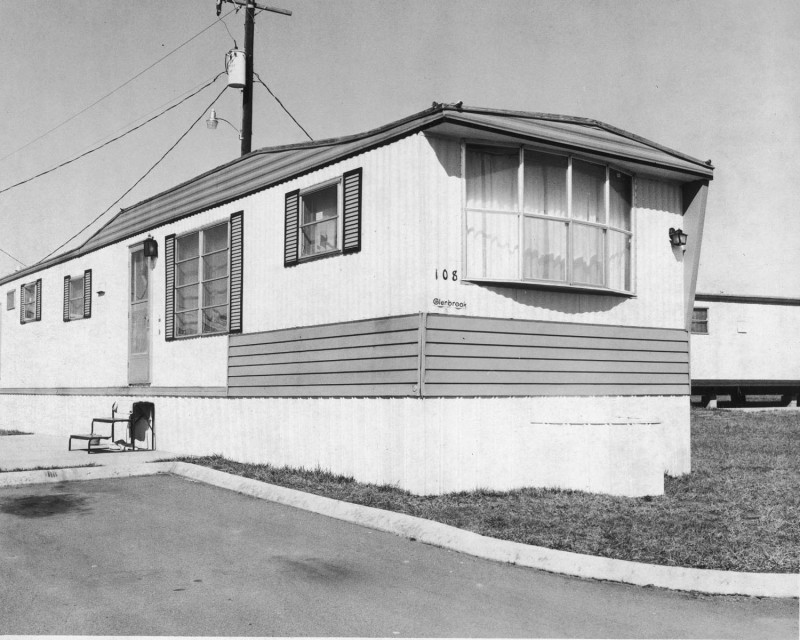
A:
[0, 103, 712, 496]
[691, 294, 800, 406]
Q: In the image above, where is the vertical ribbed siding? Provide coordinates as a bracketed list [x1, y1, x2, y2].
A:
[63, 276, 71, 322]
[342, 167, 362, 254]
[164, 235, 176, 341]
[83, 269, 92, 318]
[284, 190, 300, 267]
[229, 211, 244, 333]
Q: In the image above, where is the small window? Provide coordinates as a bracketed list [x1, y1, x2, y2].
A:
[20, 280, 41, 324]
[174, 222, 229, 337]
[6, 290, 14, 310]
[300, 181, 341, 259]
[69, 276, 84, 319]
[691, 308, 708, 334]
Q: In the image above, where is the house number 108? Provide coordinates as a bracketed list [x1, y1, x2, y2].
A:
[435, 269, 458, 281]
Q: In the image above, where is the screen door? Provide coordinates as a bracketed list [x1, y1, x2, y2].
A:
[128, 246, 150, 384]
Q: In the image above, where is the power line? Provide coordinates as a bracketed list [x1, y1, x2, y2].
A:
[36, 85, 229, 265]
[0, 247, 26, 268]
[0, 74, 225, 198]
[0, 8, 236, 166]
[253, 71, 313, 141]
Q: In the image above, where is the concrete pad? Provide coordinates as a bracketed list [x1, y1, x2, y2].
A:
[0, 433, 172, 472]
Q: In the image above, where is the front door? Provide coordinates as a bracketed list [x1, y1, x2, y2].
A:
[128, 246, 150, 384]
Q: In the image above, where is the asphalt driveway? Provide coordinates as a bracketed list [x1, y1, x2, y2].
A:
[0, 474, 796, 637]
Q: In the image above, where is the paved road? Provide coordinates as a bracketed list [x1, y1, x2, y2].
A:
[0, 475, 796, 637]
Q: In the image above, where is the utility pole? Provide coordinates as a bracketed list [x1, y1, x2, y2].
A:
[216, 0, 292, 156]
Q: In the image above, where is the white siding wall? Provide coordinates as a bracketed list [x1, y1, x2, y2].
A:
[0, 392, 688, 496]
[243, 134, 427, 333]
[420, 136, 687, 329]
[690, 301, 800, 380]
[0, 206, 235, 389]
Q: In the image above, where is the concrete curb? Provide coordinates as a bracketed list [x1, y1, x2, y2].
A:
[2, 462, 797, 599]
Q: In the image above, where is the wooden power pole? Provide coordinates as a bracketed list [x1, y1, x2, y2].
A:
[216, 0, 292, 156]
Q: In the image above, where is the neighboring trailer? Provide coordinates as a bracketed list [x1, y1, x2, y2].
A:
[0, 103, 712, 496]
[690, 294, 800, 407]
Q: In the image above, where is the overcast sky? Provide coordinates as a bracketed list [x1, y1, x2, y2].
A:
[1, 0, 797, 296]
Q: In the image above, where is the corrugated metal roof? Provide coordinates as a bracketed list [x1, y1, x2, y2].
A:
[0, 103, 713, 285]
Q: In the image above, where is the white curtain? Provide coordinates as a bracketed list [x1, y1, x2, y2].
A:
[466, 147, 518, 211]
[523, 217, 567, 281]
[609, 170, 631, 230]
[572, 159, 605, 223]
[466, 211, 519, 279]
[607, 230, 631, 290]
[523, 150, 567, 217]
[572, 223, 604, 285]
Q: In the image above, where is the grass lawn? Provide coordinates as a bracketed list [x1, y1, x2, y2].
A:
[176, 407, 799, 573]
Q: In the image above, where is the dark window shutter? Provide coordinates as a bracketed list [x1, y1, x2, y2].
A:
[34, 279, 42, 321]
[63, 276, 71, 322]
[164, 234, 176, 341]
[83, 269, 92, 318]
[342, 168, 362, 254]
[284, 189, 300, 267]
[229, 211, 244, 334]
[19, 285, 24, 325]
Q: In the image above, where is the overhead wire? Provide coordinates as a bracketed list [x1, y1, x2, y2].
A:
[36, 85, 229, 265]
[0, 73, 225, 198]
[0, 7, 237, 166]
[253, 71, 313, 141]
[0, 247, 26, 268]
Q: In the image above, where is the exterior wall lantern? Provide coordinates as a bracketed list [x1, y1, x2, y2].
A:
[143, 236, 159, 258]
[669, 227, 688, 247]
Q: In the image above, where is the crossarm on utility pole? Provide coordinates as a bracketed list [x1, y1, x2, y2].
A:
[218, 0, 292, 16]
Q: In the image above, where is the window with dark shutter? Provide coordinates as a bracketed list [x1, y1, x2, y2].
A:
[285, 168, 363, 266]
[229, 211, 244, 333]
[342, 168, 362, 254]
[83, 269, 92, 318]
[164, 234, 176, 341]
[284, 190, 300, 267]
[63, 276, 71, 322]
[20, 279, 41, 324]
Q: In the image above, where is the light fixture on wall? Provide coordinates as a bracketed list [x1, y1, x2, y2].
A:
[206, 109, 243, 140]
[143, 236, 158, 258]
[669, 228, 688, 248]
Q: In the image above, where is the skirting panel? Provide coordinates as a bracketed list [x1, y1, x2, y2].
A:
[0, 393, 689, 497]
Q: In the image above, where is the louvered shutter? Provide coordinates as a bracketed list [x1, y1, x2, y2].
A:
[342, 168, 362, 254]
[229, 211, 243, 333]
[63, 276, 71, 322]
[19, 285, 24, 324]
[83, 269, 92, 318]
[284, 189, 300, 267]
[34, 279, 42, 321]
[164, 234, 176, 341]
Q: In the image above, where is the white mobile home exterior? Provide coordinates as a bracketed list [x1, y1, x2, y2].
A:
[690, 294, 800, 405]
[0, 104, 712, 496]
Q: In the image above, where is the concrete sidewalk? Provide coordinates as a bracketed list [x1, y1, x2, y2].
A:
[0, 433, 172, 472]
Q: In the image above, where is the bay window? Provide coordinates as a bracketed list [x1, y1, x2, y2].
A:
[465, 144, 633, 293]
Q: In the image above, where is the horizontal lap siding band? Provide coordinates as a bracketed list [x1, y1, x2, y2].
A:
[425, 329, 687, 353]
[228, 343, 419, 367]
[228, 371, 417, 388]
[425, 371, 688, 385]
[229, 314, 419, 347]
[228, 356, 419, 377]
[228, 330, 420, 357]
[0, 387, 228, 397]
[425, 356, 689, 374]
[227, 385, 417, 398]
[424, 384, 689, 397]
[425, 343, 689, 362]
[426, 314, 688, 342]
